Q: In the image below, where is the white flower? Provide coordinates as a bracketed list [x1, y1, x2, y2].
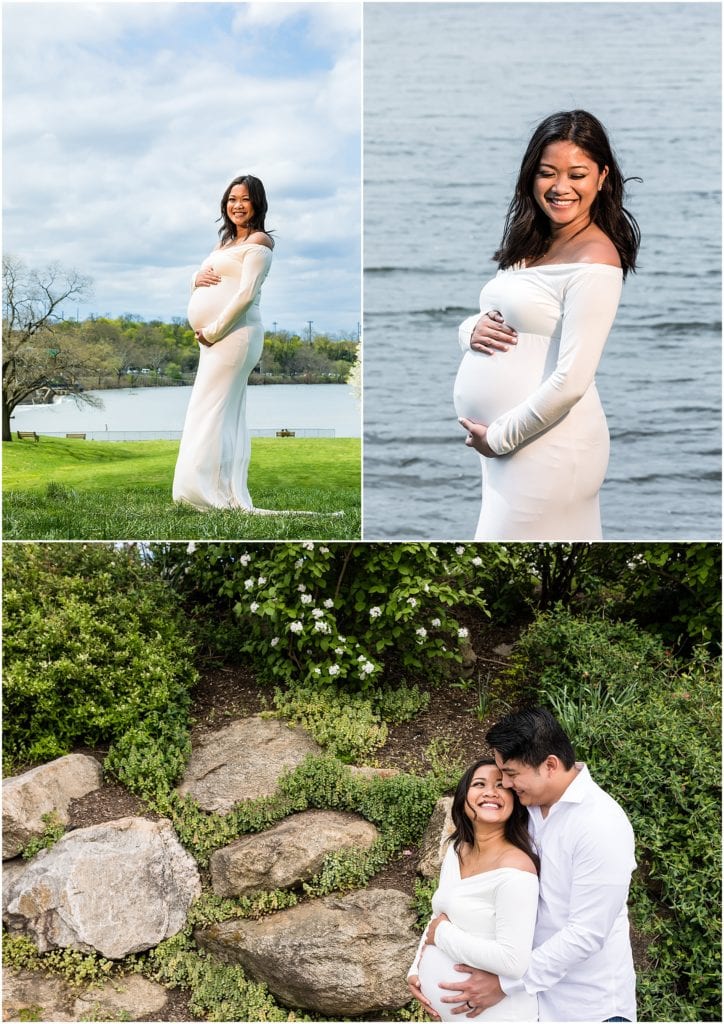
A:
[186, 541, 196, 554]
[339, 635, 346, 643]
[298, 584, 307, 593]
[250, 602, 259, 613]
[458, 627, 469, 639]
[295, 558, 304, 568]
[302, 541, 315, 550]
[456, 545, 465, 554]
[314, 667, 322, 675]
[407, 597, 417, 607]
[335, 647, 344, 655]
[239, 553, 251, 565]
[358, 654, 367, 661]
[320, 546, 329, 554]
[424, 583, 430, 592]
[290, 621, 303, 634]
[311, 608, 324, 619]
[300, 593, 313, 605]
[257, 576, 267, 585]
[329, 664, 340, 676]
[370, 606, 382, 618]
[431, 618, 441, 628]
[314, 620, 331, 633]
[270, 637, 280, 647]
[244, 578, 255, 590]
[416, 627, 427, 638]
[323, 598, 334, 608]
[360, 661, 375, 675]
[472, 556, 482, 566]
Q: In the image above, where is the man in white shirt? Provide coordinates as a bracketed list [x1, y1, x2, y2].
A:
[438, 706, 636, 1022]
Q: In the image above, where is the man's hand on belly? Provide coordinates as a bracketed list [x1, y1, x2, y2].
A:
[439, 966, 505, 1017]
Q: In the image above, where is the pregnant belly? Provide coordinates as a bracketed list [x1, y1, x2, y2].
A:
[187, 279, 239, 332]
[418, 944, 471, 1020]
[453, 336, 552, 424]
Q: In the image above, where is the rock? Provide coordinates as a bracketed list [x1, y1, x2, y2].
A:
[176, 716, 321, 813]
[418, 797, 454, 877]
[73, 974, 169, 1020]
[349, 766, 401, 781]
[2, 754, 103, 860]
[459, 640, 478, 677]
[1, 968, 169, 1023]
[195, 888, 418, 1016]
[210, 810, 379, 897]
[3, 817, 201, 959]
[493, 642, 514, 658]
[2, 967, 76, 1021]
[3, 859, 28, 918]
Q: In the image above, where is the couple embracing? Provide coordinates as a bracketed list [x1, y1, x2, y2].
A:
[409, 707, 636, 1022]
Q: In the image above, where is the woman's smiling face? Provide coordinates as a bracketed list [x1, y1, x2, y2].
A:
[227, 184, 254, 230]
[532, 140, 608, 229]
[464, 763, 515, 823]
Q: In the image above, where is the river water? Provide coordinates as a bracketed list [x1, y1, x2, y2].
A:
[12, 384, 361, 439]
[363, 2, 721, 540]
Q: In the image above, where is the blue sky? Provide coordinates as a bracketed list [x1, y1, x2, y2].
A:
[3, 2, 361, 333]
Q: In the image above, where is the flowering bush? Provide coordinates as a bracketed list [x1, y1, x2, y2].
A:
[158, 542, 491, 694]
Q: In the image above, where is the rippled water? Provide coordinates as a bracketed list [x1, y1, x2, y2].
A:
[363, 1, 721, 540]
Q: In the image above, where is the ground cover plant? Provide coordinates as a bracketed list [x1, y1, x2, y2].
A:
[2, 436, 361, 539]
[3, 542, 720, 1022]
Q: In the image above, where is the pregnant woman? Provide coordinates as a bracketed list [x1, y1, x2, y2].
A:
[408, 758, 539, 1022]
[454, 110, 640, 540]
[173, 174, 274, 510]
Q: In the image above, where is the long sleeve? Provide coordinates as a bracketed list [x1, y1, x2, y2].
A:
[408, 927, 428, 978]
[434, 871, 539, 979]
[485, 266, 622, 455]
[202, 245, 272, 345]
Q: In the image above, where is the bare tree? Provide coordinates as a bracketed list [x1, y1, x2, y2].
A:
[2, 255, 94, 441]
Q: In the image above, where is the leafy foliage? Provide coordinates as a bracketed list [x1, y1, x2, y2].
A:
[2, 544, 196, 773]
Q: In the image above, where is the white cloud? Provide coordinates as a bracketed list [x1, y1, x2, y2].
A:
[3, 2, 361, 330]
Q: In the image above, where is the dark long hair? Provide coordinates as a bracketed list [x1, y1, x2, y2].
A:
[217, 174, 269, 247]
[449, 757, 540, 874]
[494, 110, 641, 279]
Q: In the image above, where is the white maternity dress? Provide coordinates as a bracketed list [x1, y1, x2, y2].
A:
[454, 263, 623, 540]
[172, 242, 272, 510]
[409, 846, 539, 1022]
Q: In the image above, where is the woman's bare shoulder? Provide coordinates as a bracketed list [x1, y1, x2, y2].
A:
[247, 231, 274, 249]
[576, 231, 621, 268]
[499, 846, 538, 875]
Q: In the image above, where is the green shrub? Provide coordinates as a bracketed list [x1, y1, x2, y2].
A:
[21, 811, 65, 860]
[2, 544, 197, 772]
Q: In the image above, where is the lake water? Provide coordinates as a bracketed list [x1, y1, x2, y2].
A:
[12, 384, 361, 439]
[363, 2, 721, 540]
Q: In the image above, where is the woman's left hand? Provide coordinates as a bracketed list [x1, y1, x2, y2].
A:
[458, 417, 498, 458]
[425, 913, 450, 945]
[196, 329, 213, 348]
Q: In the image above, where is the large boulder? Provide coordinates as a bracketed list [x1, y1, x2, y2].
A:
[2, 754, 103, 860]
[210, 810, 380, 897]
[2, 968, 169, 1022]
[2, 859, 28, 918]
[195, 888, 418, 1016]
[176, 716, 321, 813]
[418, 797, 454, 878]
[3, 817, 201, 959]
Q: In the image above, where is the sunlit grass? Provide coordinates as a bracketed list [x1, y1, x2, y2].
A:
[2, 436, 361, 540]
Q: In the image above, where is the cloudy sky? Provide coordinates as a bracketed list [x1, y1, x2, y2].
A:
[3, 2, 361, 333]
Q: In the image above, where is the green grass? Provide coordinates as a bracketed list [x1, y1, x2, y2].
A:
[2, 436, 361, 540]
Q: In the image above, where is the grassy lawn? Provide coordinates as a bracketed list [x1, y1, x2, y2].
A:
[2, 436, 361, 539]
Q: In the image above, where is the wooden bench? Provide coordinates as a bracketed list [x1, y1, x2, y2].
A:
[275, 429, 296, 437]
[65, 433, 87, 439]
[17, 431, 39, 443]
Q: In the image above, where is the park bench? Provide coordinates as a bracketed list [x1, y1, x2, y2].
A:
[276, 429, 296, 437]
[65, 433, 87, 439]
[17, 431, 39, 442]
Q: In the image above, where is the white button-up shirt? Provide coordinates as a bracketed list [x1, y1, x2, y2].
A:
[500, 763, 637, 1021]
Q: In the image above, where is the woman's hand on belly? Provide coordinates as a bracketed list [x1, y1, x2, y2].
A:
[194, 267, 221, 288]
[470, 311, 518, 355]
[408, 974, 441, 1020]
[459, 417, 498, 458]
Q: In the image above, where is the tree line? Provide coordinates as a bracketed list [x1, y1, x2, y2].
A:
[2, 256, 359, 442]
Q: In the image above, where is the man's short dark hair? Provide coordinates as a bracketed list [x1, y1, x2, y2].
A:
[486, 706, 576, 769]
